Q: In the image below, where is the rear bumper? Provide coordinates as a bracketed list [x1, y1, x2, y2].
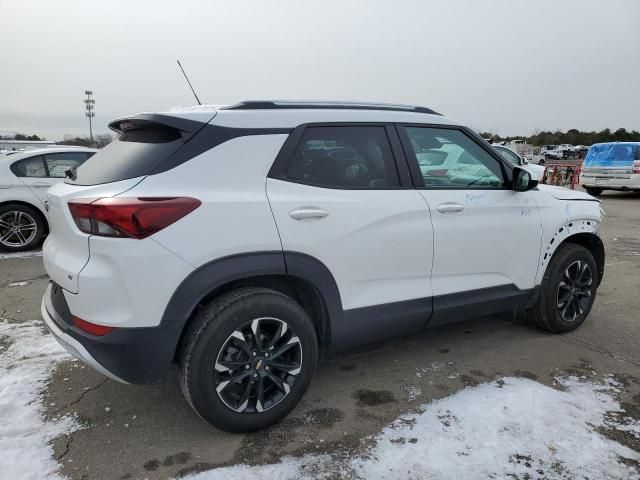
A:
[580, 173, 640, 190]
[41, 282, 176, 384]
[41, 284, 128, 383]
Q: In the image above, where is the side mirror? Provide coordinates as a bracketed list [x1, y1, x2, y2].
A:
[513, 167, 539, 192]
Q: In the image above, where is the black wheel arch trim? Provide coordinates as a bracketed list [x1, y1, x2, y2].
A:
[163, 251, 535, 357]
[50, 250, 536, 384]
[163, 251, 434, 355]
[563, 233, 605, 286]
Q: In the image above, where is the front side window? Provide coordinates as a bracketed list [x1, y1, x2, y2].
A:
[286, 126, 399, 188]
[404, 127, 505, 188]
[10, 156, 47, 177]
[45, 152, 93, 178]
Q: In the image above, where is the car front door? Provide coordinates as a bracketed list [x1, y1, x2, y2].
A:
[398, 125, 542, 325]
[267, 124, 434, 346]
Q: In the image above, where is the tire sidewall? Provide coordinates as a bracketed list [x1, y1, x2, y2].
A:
[0, 204, 45, 252]
[541, 245, 598, 332]
[183, 290, 318, 432]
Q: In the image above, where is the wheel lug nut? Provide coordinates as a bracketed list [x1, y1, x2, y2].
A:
[265, 366, 270, 371]
[265, 352, 269, 358]
[253, 373, 258, 378]
[252, 351, 257, 357]
[245, 365, 250, 370]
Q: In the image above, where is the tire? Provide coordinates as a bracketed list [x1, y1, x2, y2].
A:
[0, 204, 45, 252]
[528, 243, 598, 333]
[585, 187, 603, 197]
[179, 287, 318, 432]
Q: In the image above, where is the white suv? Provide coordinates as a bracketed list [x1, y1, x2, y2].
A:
[41, 101, 605, 432]
[0, 147, 96, 251]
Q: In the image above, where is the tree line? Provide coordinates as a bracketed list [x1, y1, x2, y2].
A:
[480, 128, 640, 146]
[0, 133, 113, 148]
[0, 133, 45, 141]
[57, 134, 113, 148]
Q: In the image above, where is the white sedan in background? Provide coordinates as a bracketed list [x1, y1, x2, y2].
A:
[0, 147, 96, 251]
[492, 144, 546, 180]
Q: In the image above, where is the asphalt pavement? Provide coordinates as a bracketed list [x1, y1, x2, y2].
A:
[1, 191, 639, 480]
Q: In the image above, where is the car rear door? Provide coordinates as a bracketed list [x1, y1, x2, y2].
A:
[10, 154, 50, 205]
[267, 124, 434, 344]
[398, 125, 542, 325]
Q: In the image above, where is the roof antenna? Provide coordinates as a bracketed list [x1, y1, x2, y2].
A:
[177, 59, 202, 105]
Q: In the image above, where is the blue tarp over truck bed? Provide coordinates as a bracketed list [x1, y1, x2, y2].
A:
[583, 142, 639, 168]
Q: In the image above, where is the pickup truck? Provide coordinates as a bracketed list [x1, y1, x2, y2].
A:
[543, 147, 564, 161]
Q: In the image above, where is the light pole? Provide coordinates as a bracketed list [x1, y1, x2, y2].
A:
[84, 90, 95, 145]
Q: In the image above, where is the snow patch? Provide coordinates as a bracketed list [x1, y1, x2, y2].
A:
[186, 377, 640, 480]
[0, 320, 78, 480]
[8, 281, 29, 287]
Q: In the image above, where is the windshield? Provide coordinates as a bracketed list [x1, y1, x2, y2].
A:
[583, 143, 639, 168]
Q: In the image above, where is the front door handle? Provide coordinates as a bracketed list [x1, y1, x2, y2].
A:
[33, 182, 53, 187]
[289, 207, 329, 220]
[436, 203, 465, 214]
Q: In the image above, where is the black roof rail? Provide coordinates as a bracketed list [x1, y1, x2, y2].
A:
[223, 100, 441, 116]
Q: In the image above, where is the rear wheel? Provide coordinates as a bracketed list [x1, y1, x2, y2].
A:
[0, 204, 45, 252]
[528, 243, 598, 333]
[585, 187, 603, 196]
[179, 288, 318, 432]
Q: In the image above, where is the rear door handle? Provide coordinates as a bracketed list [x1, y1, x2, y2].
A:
[33, 182, 53, 187]
[289, 207, 329, 220]
[436, 203, 465, 214]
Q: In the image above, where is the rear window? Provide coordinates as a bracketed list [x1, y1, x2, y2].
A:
[583, 143, 639, 168]
[66, 125, 184, 186]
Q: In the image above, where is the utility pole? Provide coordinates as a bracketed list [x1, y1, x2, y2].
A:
[84, 90, 95, 145]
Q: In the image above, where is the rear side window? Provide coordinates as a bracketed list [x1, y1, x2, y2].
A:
[45, 152, 93, 178]
[286, 126, 399, 189]
[67, 125, 184, 186]
[10, 156, 47, 177]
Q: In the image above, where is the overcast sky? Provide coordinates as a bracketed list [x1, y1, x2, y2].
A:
[1, 0, 638, 140]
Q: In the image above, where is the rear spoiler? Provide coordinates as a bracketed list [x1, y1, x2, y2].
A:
[108, 114, 212, 143]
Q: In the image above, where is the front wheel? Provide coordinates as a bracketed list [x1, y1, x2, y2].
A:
[0, 204, 45, 252]
[585, 187, 603, 196]
[179, 288, 318, 432]
[528, 244, 598, 333]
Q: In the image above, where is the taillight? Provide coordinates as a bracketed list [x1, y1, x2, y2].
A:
[633, 161, 640, 174]
[68, 197, 201, 239]
[72, 315, 114, 336]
